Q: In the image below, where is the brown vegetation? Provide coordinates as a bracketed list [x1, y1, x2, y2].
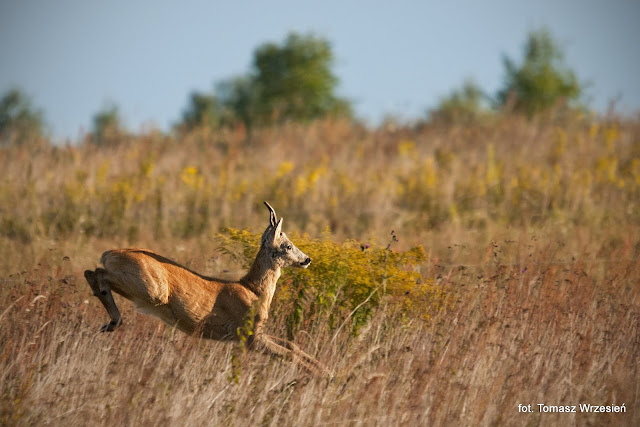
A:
[1, 115, 639, 425]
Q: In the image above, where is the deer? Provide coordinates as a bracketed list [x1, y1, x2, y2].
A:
[84, 202, 328, 374]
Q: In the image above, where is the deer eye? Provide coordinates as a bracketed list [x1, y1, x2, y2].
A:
[286, 245, 292, 251]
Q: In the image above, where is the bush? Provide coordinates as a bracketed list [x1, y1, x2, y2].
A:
[217, 228, 446, 337]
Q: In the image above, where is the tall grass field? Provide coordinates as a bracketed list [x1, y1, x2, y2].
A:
[1, 115, 639, 425]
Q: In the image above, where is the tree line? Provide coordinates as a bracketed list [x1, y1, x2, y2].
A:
[1, 28, 584, 146]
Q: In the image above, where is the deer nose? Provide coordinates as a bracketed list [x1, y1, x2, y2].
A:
[301, 257, 311, 266]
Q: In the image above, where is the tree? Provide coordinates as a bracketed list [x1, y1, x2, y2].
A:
[216, 76, 257, 131]
[180, 91, 222, 130]
[0, 88, 45, 146]
[250, 32, 352, 124]
[176, 32, 352, 133]
[497, 28, 582, 116]
[91, 104, 124, 145]
[430, 80, 490, 124]
[178, 79, 253, 132]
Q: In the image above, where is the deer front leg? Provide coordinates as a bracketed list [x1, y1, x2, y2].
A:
[252, 333, 331, 376]
[84, 268, 123, 332]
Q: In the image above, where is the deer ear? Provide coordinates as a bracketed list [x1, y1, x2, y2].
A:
[261, 216, 283, 246]
[264, 201, 277, 227]
[273, 217, 283, 237]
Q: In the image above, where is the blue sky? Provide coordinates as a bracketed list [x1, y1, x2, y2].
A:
[1, 0, 639, 140]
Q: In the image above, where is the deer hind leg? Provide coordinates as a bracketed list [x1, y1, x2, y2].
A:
[84, 268, 123, 332]
[252, 333, 331, 377]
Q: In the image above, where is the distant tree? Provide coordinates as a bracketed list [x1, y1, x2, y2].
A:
[180, 91, 222, 130]
[430, 80, 490, 124]
[496, 28, 582, 116]
[0, 88, 45, 146]
[91, 104, 124, 145]
[216, 76, 257, 131]
[176, 32, 352, 134]
[250, 32, 352, 124]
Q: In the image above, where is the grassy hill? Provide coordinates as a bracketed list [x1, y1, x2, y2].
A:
[1, 115, 639, 425]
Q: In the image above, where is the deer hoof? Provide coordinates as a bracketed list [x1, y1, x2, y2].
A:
[100, 319, 122, 332]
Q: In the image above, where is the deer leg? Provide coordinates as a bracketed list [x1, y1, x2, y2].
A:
[252, 333, 330, 376]
[84, 268, 123, 332]
[267, 334, 330, 375]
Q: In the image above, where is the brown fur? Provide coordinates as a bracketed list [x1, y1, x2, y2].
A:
[84, 202, 327, 374]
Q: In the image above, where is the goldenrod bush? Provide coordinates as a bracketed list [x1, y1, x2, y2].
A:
[218, 228, 442, 337]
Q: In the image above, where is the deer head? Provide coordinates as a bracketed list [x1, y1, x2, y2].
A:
[261, 202, 311, 269]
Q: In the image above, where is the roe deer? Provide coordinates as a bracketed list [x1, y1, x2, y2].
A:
[84, 202, 327, 374]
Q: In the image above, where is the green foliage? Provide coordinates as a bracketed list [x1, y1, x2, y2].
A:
[178, 32, 352, 133]
[497, 28, 582, 116]
[430, 80, 490, 124]
[216, 76, 257, 131]
[251, 33, 351, 124]
[91, 104, 125, 145]
[180, 92, 223, 131]
[0, 88, 45, 146]
[177, 78, 256, 133]
[217, 228, 440, 336]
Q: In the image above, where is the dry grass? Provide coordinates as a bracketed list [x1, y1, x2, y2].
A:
[1, 115, 639, 425]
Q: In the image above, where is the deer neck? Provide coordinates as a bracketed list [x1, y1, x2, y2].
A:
[241, 251, 281, 298]
[241, 252, 281, 326]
